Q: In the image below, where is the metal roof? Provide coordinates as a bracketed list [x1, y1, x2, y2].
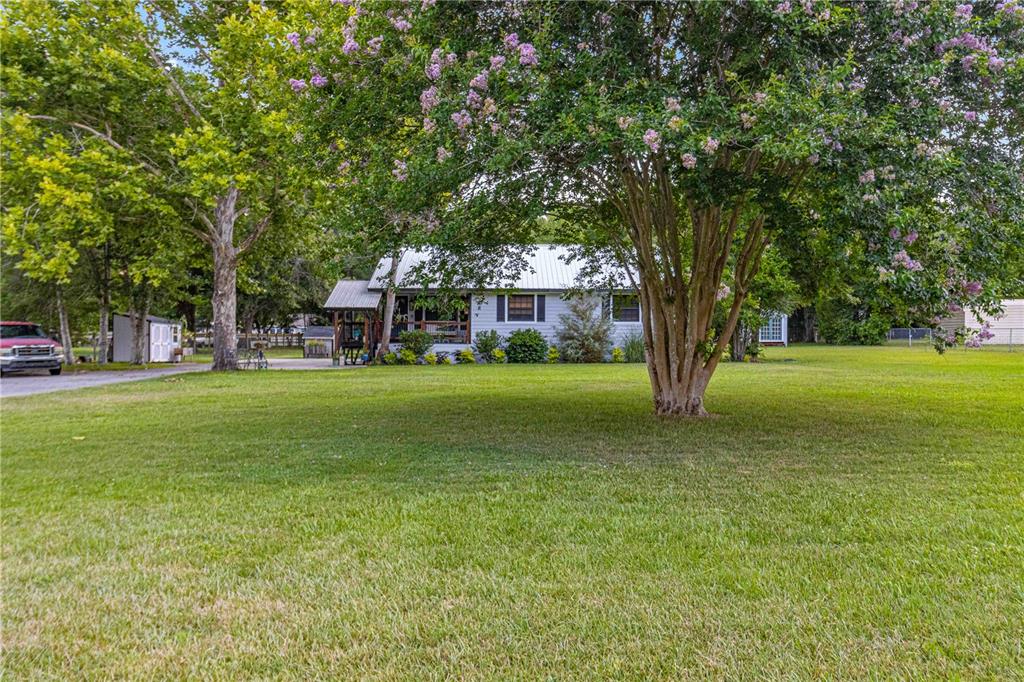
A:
[324, 280, 382, 310]
[369, 245, 632, 291]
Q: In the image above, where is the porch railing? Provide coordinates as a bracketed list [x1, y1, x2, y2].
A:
[390, 320, 469, 344]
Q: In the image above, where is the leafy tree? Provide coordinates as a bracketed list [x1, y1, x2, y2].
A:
[556, 297, 613, 363]
[290, 0, 1023, 415]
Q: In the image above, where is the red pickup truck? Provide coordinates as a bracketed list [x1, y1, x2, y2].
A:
[0, 321, 63, 375]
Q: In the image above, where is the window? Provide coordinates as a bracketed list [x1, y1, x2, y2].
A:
[507, 294, 535, 322]
[759, 314, 784, 343]
[612, 294, 640, 322]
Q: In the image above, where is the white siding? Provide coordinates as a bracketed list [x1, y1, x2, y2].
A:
[965, 299, 1024, 345]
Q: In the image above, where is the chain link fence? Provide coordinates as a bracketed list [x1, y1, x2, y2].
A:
[887, 327, 1023, 350]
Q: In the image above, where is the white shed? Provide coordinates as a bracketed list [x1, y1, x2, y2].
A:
[965, 299, 1024, 345]
[112, 314, 183, 363]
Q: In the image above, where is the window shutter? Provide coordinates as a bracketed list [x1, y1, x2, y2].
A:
[536, 295, 545, 322]
[602, 293, 611, 320]
[496, 295, 505, 322]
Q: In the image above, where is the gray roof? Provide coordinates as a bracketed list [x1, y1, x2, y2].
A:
[303, 326, 335, 339]
[324, 280, 382, 310]
[369, 245, 632, 291]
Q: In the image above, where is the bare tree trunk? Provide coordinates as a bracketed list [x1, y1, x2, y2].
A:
[55, 285, 74, 365]
[98, 304, 110, 364]
[128, 289, 151, 365]
[211, 241, 238, 370]
[730, 322, 752, 362]
[376, 251, 402, 359]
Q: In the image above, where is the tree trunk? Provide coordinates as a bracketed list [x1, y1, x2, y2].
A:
[376, 252, 402, 358]
[211, 242, 238, 370]
[730, 322, 752, 362]
[98, 303, 110, 364]
[128, 290, 151, 365]
[55, 285, 74, 365]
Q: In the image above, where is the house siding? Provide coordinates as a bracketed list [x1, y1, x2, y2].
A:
[471, 292, 644, 347]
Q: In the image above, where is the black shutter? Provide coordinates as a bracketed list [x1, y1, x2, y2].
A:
[496, 294, 505, 322]
[602, 293, 611, 320]
[536, 295, 545, 322]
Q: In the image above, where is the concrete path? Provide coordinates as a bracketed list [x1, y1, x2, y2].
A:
[0, 363, 209, 398]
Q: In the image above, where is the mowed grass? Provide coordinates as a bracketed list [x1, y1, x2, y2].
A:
[2, 346, 1022, 679]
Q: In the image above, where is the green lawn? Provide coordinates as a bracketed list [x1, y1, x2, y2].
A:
[2, 346, 1022, 679]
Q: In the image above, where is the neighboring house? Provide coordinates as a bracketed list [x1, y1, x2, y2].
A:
[758, 313, 789, 346]
[112, 314, 182, 362]
[324, 245, 788, 355]
[940, 299, 1024, 345]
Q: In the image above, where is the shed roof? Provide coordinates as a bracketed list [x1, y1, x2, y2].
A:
[369, 245, 631, 292]
[324, 280, 382, 310]
[303, 326, 335, 339]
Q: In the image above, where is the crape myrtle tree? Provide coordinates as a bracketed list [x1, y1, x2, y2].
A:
[288, 0, 1022, 416]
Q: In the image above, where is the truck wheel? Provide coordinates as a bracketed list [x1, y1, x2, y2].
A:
[49, 367, 62, 376]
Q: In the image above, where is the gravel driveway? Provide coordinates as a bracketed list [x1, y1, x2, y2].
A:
[0, 364, 209, 398]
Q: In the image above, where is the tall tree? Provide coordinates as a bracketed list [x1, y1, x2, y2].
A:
[289, 0, 1023, 415]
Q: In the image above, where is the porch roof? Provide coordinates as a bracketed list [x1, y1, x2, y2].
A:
[324, 280, 381, 310]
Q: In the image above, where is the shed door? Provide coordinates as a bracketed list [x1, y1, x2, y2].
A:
[151, 324, 170, 361]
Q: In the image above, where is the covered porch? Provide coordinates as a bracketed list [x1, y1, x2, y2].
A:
[324, 280, 382, 364]
[383, 293, 471, 346]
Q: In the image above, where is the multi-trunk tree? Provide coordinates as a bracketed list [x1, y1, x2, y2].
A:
[288, 0, 1022, 415]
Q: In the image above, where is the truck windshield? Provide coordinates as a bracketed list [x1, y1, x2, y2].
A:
[1, 324, 48, 339]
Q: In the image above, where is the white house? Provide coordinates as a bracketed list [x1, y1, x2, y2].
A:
[112, 314, 183, 363]
[941, 299, 1024, 345]
[324, 245, 788, 357]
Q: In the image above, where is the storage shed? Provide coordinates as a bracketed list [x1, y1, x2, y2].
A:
[302, 326, 335, 358]
[112, 314, 183, 363]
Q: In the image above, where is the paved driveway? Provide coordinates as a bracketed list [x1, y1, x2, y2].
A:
[0, 364, 209, 398]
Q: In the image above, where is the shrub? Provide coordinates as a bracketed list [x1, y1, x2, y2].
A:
[473, 330, 503, 360]
[381, 351, 398, 365]
[423, 352, 438, 365]
[621, 331, 646, 363]
[456, 348, 477, 364]
[505, 328, 548, 363]
[556, 297, 613, 363]
[437, 353, 453, 365]
[611, 347, 625, 363]
[398, 329, 434, 357]
[546, 345, 560, 363]
[397, 348, 417, 365]
[490, 348, 507, 363]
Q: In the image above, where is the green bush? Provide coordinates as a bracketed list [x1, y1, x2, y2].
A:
[397, 348, 417, 365]
[381, 351, 398, 365]
[456, 348, 477, 364]
[611, 347, 625, 363]
[423, 352, 437, 365]
[472, 330, 503, 360]
[505, 328, 548, 363]
[398, 329, 434, 357]
[546, 345, 560, 364]
[621, 331, 646, 363]
[818, 309, 889, 345]
[437, 353, 453, 365]
[490, 348, 507, 363]
[556, 298, 613, 363]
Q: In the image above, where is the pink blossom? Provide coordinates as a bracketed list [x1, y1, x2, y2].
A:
[305, 31, 319, 45]
[954, 3, 973, 19]
[490, 55, 506, 71]
[310, 74, 328, 87]
[423, 118, 436, 133]
[740, 113, 756, 129]
[504, 33, 519, 50]
[889, 228, 901, 240]
[859, 169, 875, 184]
[702, 137, 720, 154]
[421, 0, 436, 9]
[643, 129, 661, 153]
[892, 250, 922, 271]
[519, 43, 538, 67]
[681, 153, 697, 169]
[753, 92, 768, 105]
[807, 153, 819, 164]
[989, 56, 1006, 71]
[420, 86, 439, 113]
[904, 231, 918, 245]
[964, 110, 978, 122]
[466, 90, 483, 109]
[716, 284, 731, 301]
[366, 36, 383, 56]
[964, 280, 983, 296]
[289, 78, 307, 93]
[490, 121, 502, 134]
[927, 76, 941, 88]
[436, 146, 451, 162]
[426, 62, 442, 80]
[938, 99, 952, 113]
[392, 159, 408, 182]
[665, 97, 681, 112]
[775, 1, 792, 15]
[470, 71, 489, 91]
[617, 116, 635, 130]
[961, 54, 977, 71]
[342, 38, 359, 55]
[390, 16, 412, 32]
[862, 193, 879, 203]
[285, 32, 301, 49]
